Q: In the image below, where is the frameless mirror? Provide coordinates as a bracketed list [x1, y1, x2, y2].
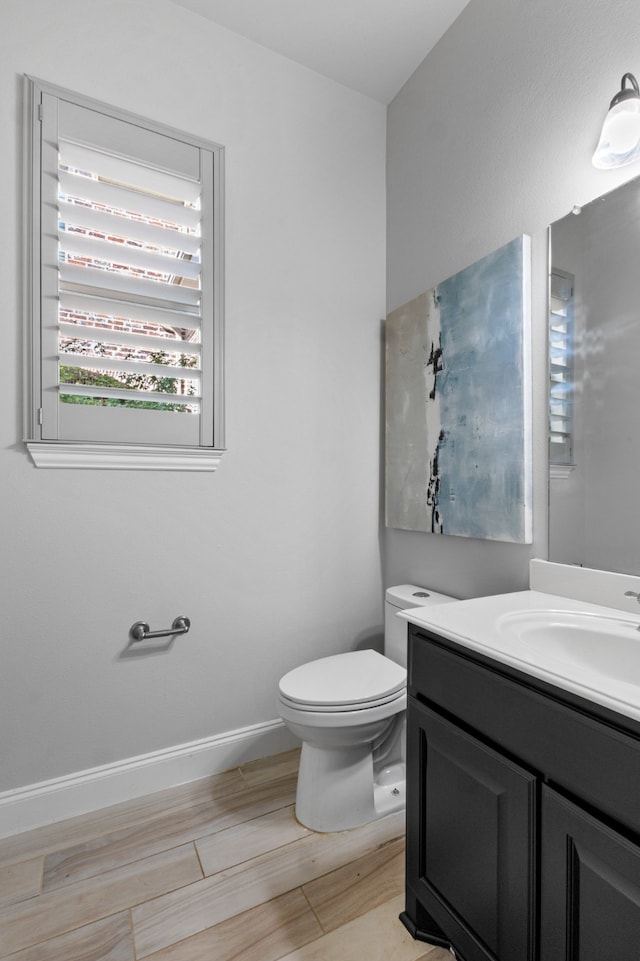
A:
[548, 174, 640, 575]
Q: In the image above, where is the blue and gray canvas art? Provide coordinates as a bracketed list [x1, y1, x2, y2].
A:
[385, 236, 532, 543]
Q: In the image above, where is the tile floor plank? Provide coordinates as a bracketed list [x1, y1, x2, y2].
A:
[302, 835, 405, 931]
[0, 767, 244, 869]
[42, 774, 296, 891]
[0, 844, 201, 957]
[142, 887, 322, 961]
[195, 804, 311, 876]
[1, 912, 134, 961]
[0, 857, 42, 909]
[276, 894, 436, 961]
[239, 749, 300, 786]
[132, 810, 404, 958]
[416, 951, 454, 960]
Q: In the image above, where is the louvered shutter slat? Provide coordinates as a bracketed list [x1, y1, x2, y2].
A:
[59, 231, 202, 282]
[58, 199, 202, 256]
[58, 169, 202, 230]
[59, 353, 202, 383]
[59, 140, 202, 203]
[59, 322, 201, 357]
[59, 290, 201, 329]
[60, 383, 201, 406]
[59, 263, 201, 306]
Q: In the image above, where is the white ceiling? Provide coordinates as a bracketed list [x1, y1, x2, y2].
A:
[169, 0, 471, 104]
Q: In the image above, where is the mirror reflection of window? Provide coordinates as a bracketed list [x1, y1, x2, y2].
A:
[548, 174, 640, 576]
[549, 269, 575, 467]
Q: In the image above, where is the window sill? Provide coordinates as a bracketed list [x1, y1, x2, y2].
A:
[26, 441, 225, 471]
[550, 464, 575, 480]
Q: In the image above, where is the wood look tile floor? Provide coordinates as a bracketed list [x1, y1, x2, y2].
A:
[0, 750, 451, 961]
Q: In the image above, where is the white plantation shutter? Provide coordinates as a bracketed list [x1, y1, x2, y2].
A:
[26, 78, 224, 464]
[549, 269, 574, 466]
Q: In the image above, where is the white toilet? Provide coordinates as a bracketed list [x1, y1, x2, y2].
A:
[277, 585, 456, 832]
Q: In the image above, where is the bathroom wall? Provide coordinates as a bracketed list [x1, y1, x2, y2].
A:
[385, 0, 640, 599]
[0, 0, 386, 794]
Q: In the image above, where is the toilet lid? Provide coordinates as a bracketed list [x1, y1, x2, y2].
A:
[279, 649, 406, 709]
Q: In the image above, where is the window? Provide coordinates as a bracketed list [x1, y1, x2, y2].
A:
[548, 268, 574, 469]
[24, 77, 224, 470]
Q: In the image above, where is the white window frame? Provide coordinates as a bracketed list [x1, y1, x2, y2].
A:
[23, 76, 225, 471]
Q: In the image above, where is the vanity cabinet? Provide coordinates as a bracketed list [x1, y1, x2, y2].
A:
[541, 787, 640, 960]
[403, 624, 640, 961]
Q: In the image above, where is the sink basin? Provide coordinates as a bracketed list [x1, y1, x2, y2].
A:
[400, 586, 640, 721]
[497, 610, 640, 685]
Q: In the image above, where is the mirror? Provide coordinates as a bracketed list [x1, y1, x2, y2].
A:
[549, 175, 640, 575]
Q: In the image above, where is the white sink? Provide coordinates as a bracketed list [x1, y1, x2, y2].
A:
[497, 609, 640, 685]
[399, 588, 640, 722]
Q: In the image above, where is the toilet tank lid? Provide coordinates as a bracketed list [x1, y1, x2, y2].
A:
[385, 584, 456, 608]
[279, 649, 406, 707]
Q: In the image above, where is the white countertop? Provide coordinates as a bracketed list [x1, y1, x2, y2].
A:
[399, 589, 640, 724]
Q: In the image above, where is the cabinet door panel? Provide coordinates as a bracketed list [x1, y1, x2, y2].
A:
[425, 735, 501, 946]
[406, 699, 536, 961]
[542, 785, 640, 961]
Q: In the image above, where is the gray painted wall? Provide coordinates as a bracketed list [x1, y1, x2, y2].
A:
[385, 0, 640, 599]
[1, 0, 386, 792]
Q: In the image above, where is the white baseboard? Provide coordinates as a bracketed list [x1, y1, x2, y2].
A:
[0, 719, 299, 840]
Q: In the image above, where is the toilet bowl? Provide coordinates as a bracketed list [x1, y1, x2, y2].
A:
[277, 585, 456, 832]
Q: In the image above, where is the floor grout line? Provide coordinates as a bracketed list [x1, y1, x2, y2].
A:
[129, 907, 137, 961]
[191, 838, 206, 882]
[299, 883, 326, 934]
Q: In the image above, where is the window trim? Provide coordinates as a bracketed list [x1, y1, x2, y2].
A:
[24, 440, 224, 471]
[23, 76, 225, 471]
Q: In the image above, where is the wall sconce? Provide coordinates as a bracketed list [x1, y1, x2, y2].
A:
[593, 72, 640, 168]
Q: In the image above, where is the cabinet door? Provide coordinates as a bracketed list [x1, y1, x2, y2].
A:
[541, 785, 640, 961]
[406, 698, 537, 961]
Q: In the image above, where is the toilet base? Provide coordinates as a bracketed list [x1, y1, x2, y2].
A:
[373, 762, 405, 819]
[294, 743, 405, 832]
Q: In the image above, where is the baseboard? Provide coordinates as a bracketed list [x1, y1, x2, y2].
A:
[0, 719, 299, 840]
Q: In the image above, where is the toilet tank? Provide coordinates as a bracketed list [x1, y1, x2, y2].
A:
[384, 584, 456, 667]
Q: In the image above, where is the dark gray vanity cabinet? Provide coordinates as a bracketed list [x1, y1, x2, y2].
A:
[403, 624, 640, 961]
[541, 787, 640, 960]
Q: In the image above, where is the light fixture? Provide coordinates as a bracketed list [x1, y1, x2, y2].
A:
[593, 72, 640, 168]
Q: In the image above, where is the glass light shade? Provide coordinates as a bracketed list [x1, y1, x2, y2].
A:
[593, 74, 640, 169]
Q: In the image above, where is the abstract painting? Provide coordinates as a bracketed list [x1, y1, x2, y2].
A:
[385, 235, 532, 543]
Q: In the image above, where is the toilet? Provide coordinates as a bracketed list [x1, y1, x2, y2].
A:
[277, 585, 456, 832]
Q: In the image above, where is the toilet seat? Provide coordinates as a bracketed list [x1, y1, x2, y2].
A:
[278, 649, 406, 713]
